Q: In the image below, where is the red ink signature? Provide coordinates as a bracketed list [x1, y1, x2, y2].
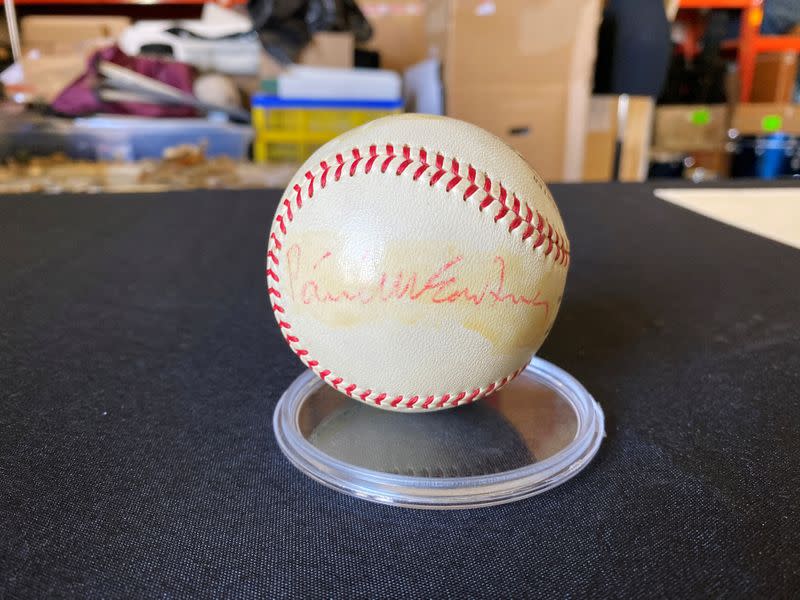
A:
[286, 245, 549, 316]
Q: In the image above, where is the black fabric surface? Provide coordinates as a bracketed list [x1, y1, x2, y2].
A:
[1, 184, 799, 598]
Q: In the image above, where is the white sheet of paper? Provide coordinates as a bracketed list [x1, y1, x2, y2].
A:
[655, 187, 800, 250]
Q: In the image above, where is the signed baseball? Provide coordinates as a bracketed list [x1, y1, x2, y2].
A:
[267, 114, 569, 412]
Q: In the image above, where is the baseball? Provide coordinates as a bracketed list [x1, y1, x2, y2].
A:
[267, 114, 569, 412]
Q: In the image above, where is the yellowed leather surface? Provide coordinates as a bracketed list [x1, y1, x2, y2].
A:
[268, 115, 569, 411]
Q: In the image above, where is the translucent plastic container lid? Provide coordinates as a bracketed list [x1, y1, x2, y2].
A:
[273, 357, 605, 509]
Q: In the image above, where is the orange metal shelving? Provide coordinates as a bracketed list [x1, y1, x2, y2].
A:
[679, 0, 800, 101]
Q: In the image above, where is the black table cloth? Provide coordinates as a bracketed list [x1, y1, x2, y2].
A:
[1, 183, 799, 598]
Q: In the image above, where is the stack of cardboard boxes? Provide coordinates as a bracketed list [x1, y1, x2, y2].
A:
[649, 52, 800, 179]
[426, 0, 601, 182]
[360, 0, 606, 182]
[360, 2, 800, 181]
[359, 1, 428, 73]
[359, 0, 659, 183]
[651, 104, 730, 178]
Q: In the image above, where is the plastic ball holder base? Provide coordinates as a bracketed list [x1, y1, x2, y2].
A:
[273, 358, 604, 509]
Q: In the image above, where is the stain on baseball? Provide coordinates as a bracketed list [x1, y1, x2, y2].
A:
[267, 114, 569, 412]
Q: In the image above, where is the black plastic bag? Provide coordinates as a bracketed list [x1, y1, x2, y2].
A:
[248, 0, 371, 65]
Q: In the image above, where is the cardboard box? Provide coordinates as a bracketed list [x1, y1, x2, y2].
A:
[359, 1, 427, 72]
[751, 53, 798, 103]
[428, 0, 602, 181]
[9, 54, 86, 103]
[685, 150, 730, 179]
[427, 0, 599, 89]
[583, 95, 654, 182]
[732, 103, 800, 136]
[260, 32, 354, 78]
[447, 83, 576, 182]
[22, 16, 131, 55]
[653, 105, 729, 151]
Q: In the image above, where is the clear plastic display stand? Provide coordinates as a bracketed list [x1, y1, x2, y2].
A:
[273, 357, 604, 509]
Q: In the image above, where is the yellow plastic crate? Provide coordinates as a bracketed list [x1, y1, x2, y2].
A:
[251, 96, 402, 163]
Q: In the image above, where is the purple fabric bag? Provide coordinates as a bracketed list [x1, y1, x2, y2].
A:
[51, 45, 198, 118]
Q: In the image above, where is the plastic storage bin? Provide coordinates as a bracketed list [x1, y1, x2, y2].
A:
[0, 116, 252, 162]
[251, 95, 403, 163]
[73, 117, 253, 160]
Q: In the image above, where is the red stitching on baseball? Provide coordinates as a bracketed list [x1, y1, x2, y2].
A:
[396, 157, 413, 176]
[463, 184, 479, 201]
[365, 150, 378, 173]
[522, 224, 534, 241]
[334, 154, 345, 181]
[320, 161, 329, 188]
[463, 165, 479, 200]
[429, 169, 446, 186]
[350, 149, 362, 177]
[451, 391, 467, 406]
[523, 203, 533, 223]
[498, 185, 508, 207]
[266, 143, 568, 410]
